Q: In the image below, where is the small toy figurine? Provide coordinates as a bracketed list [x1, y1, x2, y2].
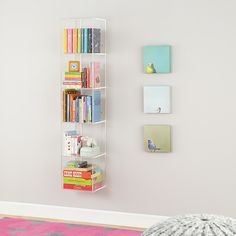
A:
[147, 139, 160, 152]
[145, 63, 156, 74]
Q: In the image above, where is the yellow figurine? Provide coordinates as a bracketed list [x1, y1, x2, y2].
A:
[145, 63, 157, 74]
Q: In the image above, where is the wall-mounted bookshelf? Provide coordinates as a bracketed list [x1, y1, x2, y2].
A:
[61, 18, 106, 192]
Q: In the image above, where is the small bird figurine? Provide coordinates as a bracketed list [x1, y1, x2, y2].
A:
[147, 139, 160, 152]
[145, 63, 157, 74]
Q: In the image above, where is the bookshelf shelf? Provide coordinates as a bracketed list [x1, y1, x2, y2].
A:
[62, 153, 106, 159]
[61, 18, 107, 192]
[62, 120, 106, 125]
[64, 53, 106, 56]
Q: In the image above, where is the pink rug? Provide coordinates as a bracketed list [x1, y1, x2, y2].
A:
[0, 217, 143, 236]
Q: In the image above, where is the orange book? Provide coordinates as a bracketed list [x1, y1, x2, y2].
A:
[87, 68, 91, 88]
[72, 28, 78, 53]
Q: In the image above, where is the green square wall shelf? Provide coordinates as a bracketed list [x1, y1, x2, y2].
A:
[143, 45, 171, 74]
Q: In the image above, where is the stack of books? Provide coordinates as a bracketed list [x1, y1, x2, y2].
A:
[63, 163, 104, 191]
[63, 89, 101, 123]
[63, 62, 101, 88]
[64, 28, 101, 54]
[63, 72, 82, 87]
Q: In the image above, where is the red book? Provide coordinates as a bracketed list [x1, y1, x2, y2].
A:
[63, 182, 103, 191]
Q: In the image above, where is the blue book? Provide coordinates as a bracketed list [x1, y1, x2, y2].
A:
[93, 91, 101, 122]
[86, 96, 92, 122]
[84, 28, 88, 53]
[75, 97, 80, 123]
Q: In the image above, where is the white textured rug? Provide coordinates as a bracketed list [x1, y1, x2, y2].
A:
[142, 214, 236, 236]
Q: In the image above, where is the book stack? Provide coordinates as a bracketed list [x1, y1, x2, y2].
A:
[64, 28, 101, 54]
[63, 89, 101, 123]
[63, 62, 101, 89]
[63, 72, 82, 87]
[63, 163, 104, 191]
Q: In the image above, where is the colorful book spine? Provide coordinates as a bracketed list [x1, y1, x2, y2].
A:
[83, 96, 86, 122]
[72, 99, 76, 122]
[75, 97, 80, 123]
[79, 98, 83, 123]
[72, 28, 78, 53]
[88, 28, 92, 53]
[67, 94, 70, 121]
[81, 28, 84, 53]
[87, 68, 90, 88]
[64, 29, 68, 54]
[84, 28, 88, 53]
[82, 68, 87, 88]
[67, 29, 73, 53]
[63, 91, 66, 121]
[77, 28, 81, 53]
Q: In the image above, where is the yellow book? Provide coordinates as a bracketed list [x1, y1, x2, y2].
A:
[77, 28, 81, 53]
[72, 28, 78, 53]
[64, 28, 68, 54]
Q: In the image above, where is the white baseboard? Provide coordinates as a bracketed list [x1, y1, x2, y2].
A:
[0, 201, 167, 228]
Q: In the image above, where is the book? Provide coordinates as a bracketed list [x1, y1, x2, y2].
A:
[83, 96, 86, 123]
[75, 97, 79, 123]
[67, 28, 73, 53]
[64, 165, 93, 172]
[92, 28, 101, 53]
[86, 96, 92, 122]
[65, 72, 82, 76]
[88, 28, 92, 53]
[82, 68, 87, 88]
[94, 62, 101, 87]
[93, 91, 101, 122]
[87, 67, 91, 88]
[63, 89, 78, 122]
[63, 182, 103, 191]
[77, 28, 81, 53]
[81, 28, 84, 53]
[72, 28, 78, 53]
[63, 169, 92, 179]
[64, 28, 68, 53]
[79, 97, 83, 123]
[72, 99, 76, 122]
[84, 28, 88, 53]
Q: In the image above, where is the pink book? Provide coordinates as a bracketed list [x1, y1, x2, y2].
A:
[83, 96, 86, 123]
[67, 29, 73, 53]
[94, 62, 101, 88]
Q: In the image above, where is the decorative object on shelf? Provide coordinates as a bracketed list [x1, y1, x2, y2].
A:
[144, 125, 171, 153]
[63, 131, 101, 157]
[68, 61, 80, 72]
[142, 214, 236, 236]
[143, 45, 171, 74]
[143, 86, 171, 114]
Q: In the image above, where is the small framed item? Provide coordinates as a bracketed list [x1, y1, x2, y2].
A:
[68, 61, 80, 72]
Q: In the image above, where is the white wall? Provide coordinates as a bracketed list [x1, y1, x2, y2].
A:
[0, 0, 236, 218]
